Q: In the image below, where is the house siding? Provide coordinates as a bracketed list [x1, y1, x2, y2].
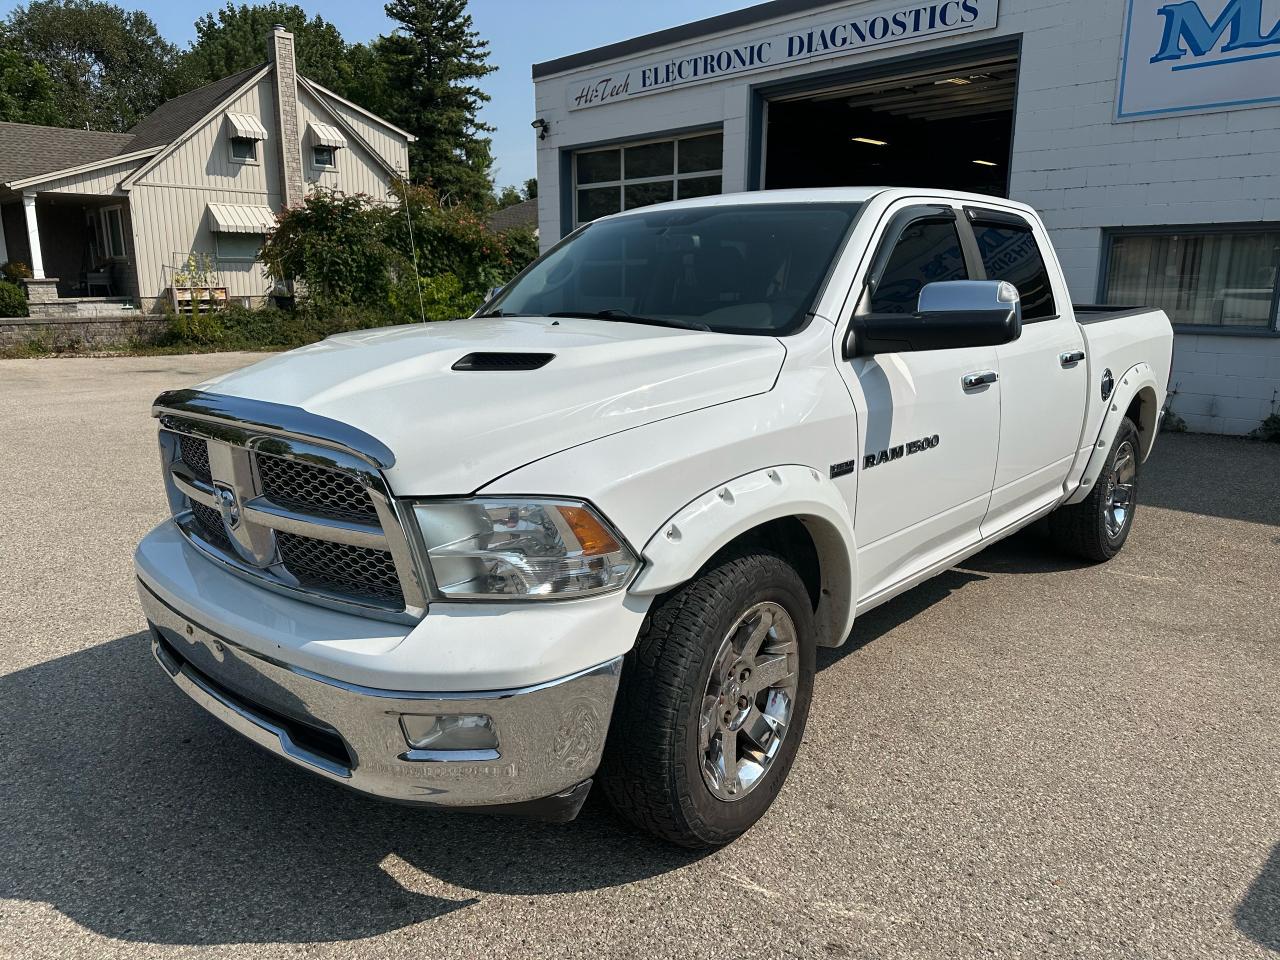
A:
[297, 87, 400, 200]
[315, 91, 411, 179]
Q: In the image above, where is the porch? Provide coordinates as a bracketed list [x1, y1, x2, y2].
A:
[0, 191, 142, 319]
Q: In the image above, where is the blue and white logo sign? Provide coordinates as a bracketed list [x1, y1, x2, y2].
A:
[1117, 0, 1280, 120]
[567, 0, 1000, 110]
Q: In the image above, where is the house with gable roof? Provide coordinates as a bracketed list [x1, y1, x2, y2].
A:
[0, 26, 414, 319]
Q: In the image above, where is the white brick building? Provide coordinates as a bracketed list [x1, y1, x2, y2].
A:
[531, 0, 1280, 435]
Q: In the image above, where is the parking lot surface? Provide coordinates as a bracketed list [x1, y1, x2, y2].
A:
[1, 353, 1277, 959]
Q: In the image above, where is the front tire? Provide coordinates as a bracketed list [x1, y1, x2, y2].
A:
[1049, 417, 1141, 562]
[599, 547, 816, 848]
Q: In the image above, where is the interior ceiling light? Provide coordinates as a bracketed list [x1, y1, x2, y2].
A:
[852, 137, 888, 146]
[973, 160, 999, 167]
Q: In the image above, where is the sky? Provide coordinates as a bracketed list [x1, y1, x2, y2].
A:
[0, 0, 750, 189]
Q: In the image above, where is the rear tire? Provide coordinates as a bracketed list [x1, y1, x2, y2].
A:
[599, 547, 816, 848]
[1049, 417, 1141, 562]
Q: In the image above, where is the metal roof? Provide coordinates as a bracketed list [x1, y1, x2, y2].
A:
[206, 202, 277, 234]
[308, 123, 347, 149]
[226, 113, 269, 140]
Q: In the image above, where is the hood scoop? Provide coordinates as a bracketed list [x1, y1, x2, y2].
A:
[451, 352, 555, 372]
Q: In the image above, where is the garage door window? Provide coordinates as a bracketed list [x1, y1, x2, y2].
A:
[574, 132, 723, 226]
[1103, 228, 1280, 330]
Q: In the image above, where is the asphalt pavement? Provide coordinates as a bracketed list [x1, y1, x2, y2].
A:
[1, 353, 1277, 959]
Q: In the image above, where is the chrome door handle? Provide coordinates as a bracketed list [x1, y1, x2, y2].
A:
[962, 371, 998, 390]
[1060, 350, 1086, 367]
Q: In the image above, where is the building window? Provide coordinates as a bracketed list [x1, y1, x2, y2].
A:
[312, 145, 337, 170]
[574, 131, 723, 226]
[1104, 227, 1280, 331]
[99, 206, 126, 259]
[215, 233, 264, 262]
[230, 137, 258, 162]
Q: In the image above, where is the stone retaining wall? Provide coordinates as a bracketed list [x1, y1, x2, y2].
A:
[0, 315, 168, 349]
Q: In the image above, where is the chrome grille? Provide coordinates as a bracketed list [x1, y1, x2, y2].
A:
[179, 434, 212, 483]
[154, 401, 425, 622]
[276, 532, 404, 605]
[256, 452, 378, 522]
[189, 500, 232, 551]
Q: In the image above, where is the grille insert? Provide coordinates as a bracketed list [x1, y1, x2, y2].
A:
[178, 434, 212, 482]
[276, 531, 404, 606]
[189, 501, 232, 551]
[256, 453, 378, 522]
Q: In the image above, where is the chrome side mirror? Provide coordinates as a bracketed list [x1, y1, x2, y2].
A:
[844, 280, 1023, 358]
[917, 279, 1022, 326]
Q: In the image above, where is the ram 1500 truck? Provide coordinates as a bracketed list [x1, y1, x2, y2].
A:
[136, 188, 1173, 847]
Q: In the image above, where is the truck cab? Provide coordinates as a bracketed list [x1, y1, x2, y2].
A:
[136, 188, 1173, 847]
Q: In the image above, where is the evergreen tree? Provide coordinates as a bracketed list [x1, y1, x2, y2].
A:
[173, 3, 360, 99]
[378, 0, 495, 207]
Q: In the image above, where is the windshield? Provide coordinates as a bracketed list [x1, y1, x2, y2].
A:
[485, 202, 862, 335]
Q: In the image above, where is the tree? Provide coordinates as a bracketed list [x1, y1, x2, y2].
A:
[173, 3, 361, 99]
[494, 184, 523, 209]
[378, 0, 496, 207]
[0, 44, 62, 125]
[4, 0, 177, 131]
[523, 177, 538, 200]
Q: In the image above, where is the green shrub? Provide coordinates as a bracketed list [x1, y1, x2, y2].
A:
[1, 261, 32, 284]
[260, 190, 400, 307]
[262, 185, 542, 320]
[0, 280, 28, 318]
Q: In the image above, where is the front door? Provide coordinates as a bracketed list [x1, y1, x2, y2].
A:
[837, 204, 1001, 603]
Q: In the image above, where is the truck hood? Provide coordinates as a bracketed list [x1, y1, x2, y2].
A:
[200, 316, 786, 494]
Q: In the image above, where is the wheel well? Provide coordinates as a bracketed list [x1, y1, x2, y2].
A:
[1125, 386, 1159, 457]
[715, 516, 821, 611]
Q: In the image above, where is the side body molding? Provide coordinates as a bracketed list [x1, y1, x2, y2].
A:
[1064, 362, 1163, 505]
[630, 465, 859, 648]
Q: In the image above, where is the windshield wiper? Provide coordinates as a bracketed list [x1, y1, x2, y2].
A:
[547, 309, 710, 332]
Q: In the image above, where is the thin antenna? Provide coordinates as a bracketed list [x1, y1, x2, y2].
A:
[396, 177, 427, 323]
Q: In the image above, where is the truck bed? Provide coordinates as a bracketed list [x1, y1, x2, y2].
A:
[1072, 304, 1157, 325]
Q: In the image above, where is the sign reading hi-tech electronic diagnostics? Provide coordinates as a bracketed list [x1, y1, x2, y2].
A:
[1117, 0, 1280, 120]
[567, 0, 1001, 110]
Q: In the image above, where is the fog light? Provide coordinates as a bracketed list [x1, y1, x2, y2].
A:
[400, 714, 498, 751]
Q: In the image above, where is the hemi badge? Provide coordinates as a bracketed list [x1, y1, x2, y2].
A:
[830, 460, 857, 479]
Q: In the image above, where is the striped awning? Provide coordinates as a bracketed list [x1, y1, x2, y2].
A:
[206, 202, 276, 234]
[308, 122, 347, 149]
[225, 113, 268, 140]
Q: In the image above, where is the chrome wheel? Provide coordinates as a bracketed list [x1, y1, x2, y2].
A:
[699, 601, 798, 802]
[1104, 439, 1137, 540]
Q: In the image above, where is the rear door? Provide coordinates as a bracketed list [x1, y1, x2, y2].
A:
[836, 202, 1001, 603]
[962, 207, 1088, 536]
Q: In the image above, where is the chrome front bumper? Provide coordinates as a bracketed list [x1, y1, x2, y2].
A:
[139, 580, 622, 817]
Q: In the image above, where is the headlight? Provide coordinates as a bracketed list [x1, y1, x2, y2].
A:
[412, 498, 638, 599]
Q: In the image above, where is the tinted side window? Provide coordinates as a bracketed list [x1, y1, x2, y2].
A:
[972, 222, 1057, 320]
[870, 219, 968, 314]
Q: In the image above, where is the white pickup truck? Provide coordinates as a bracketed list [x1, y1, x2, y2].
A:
[136, 188, 1173, 847]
